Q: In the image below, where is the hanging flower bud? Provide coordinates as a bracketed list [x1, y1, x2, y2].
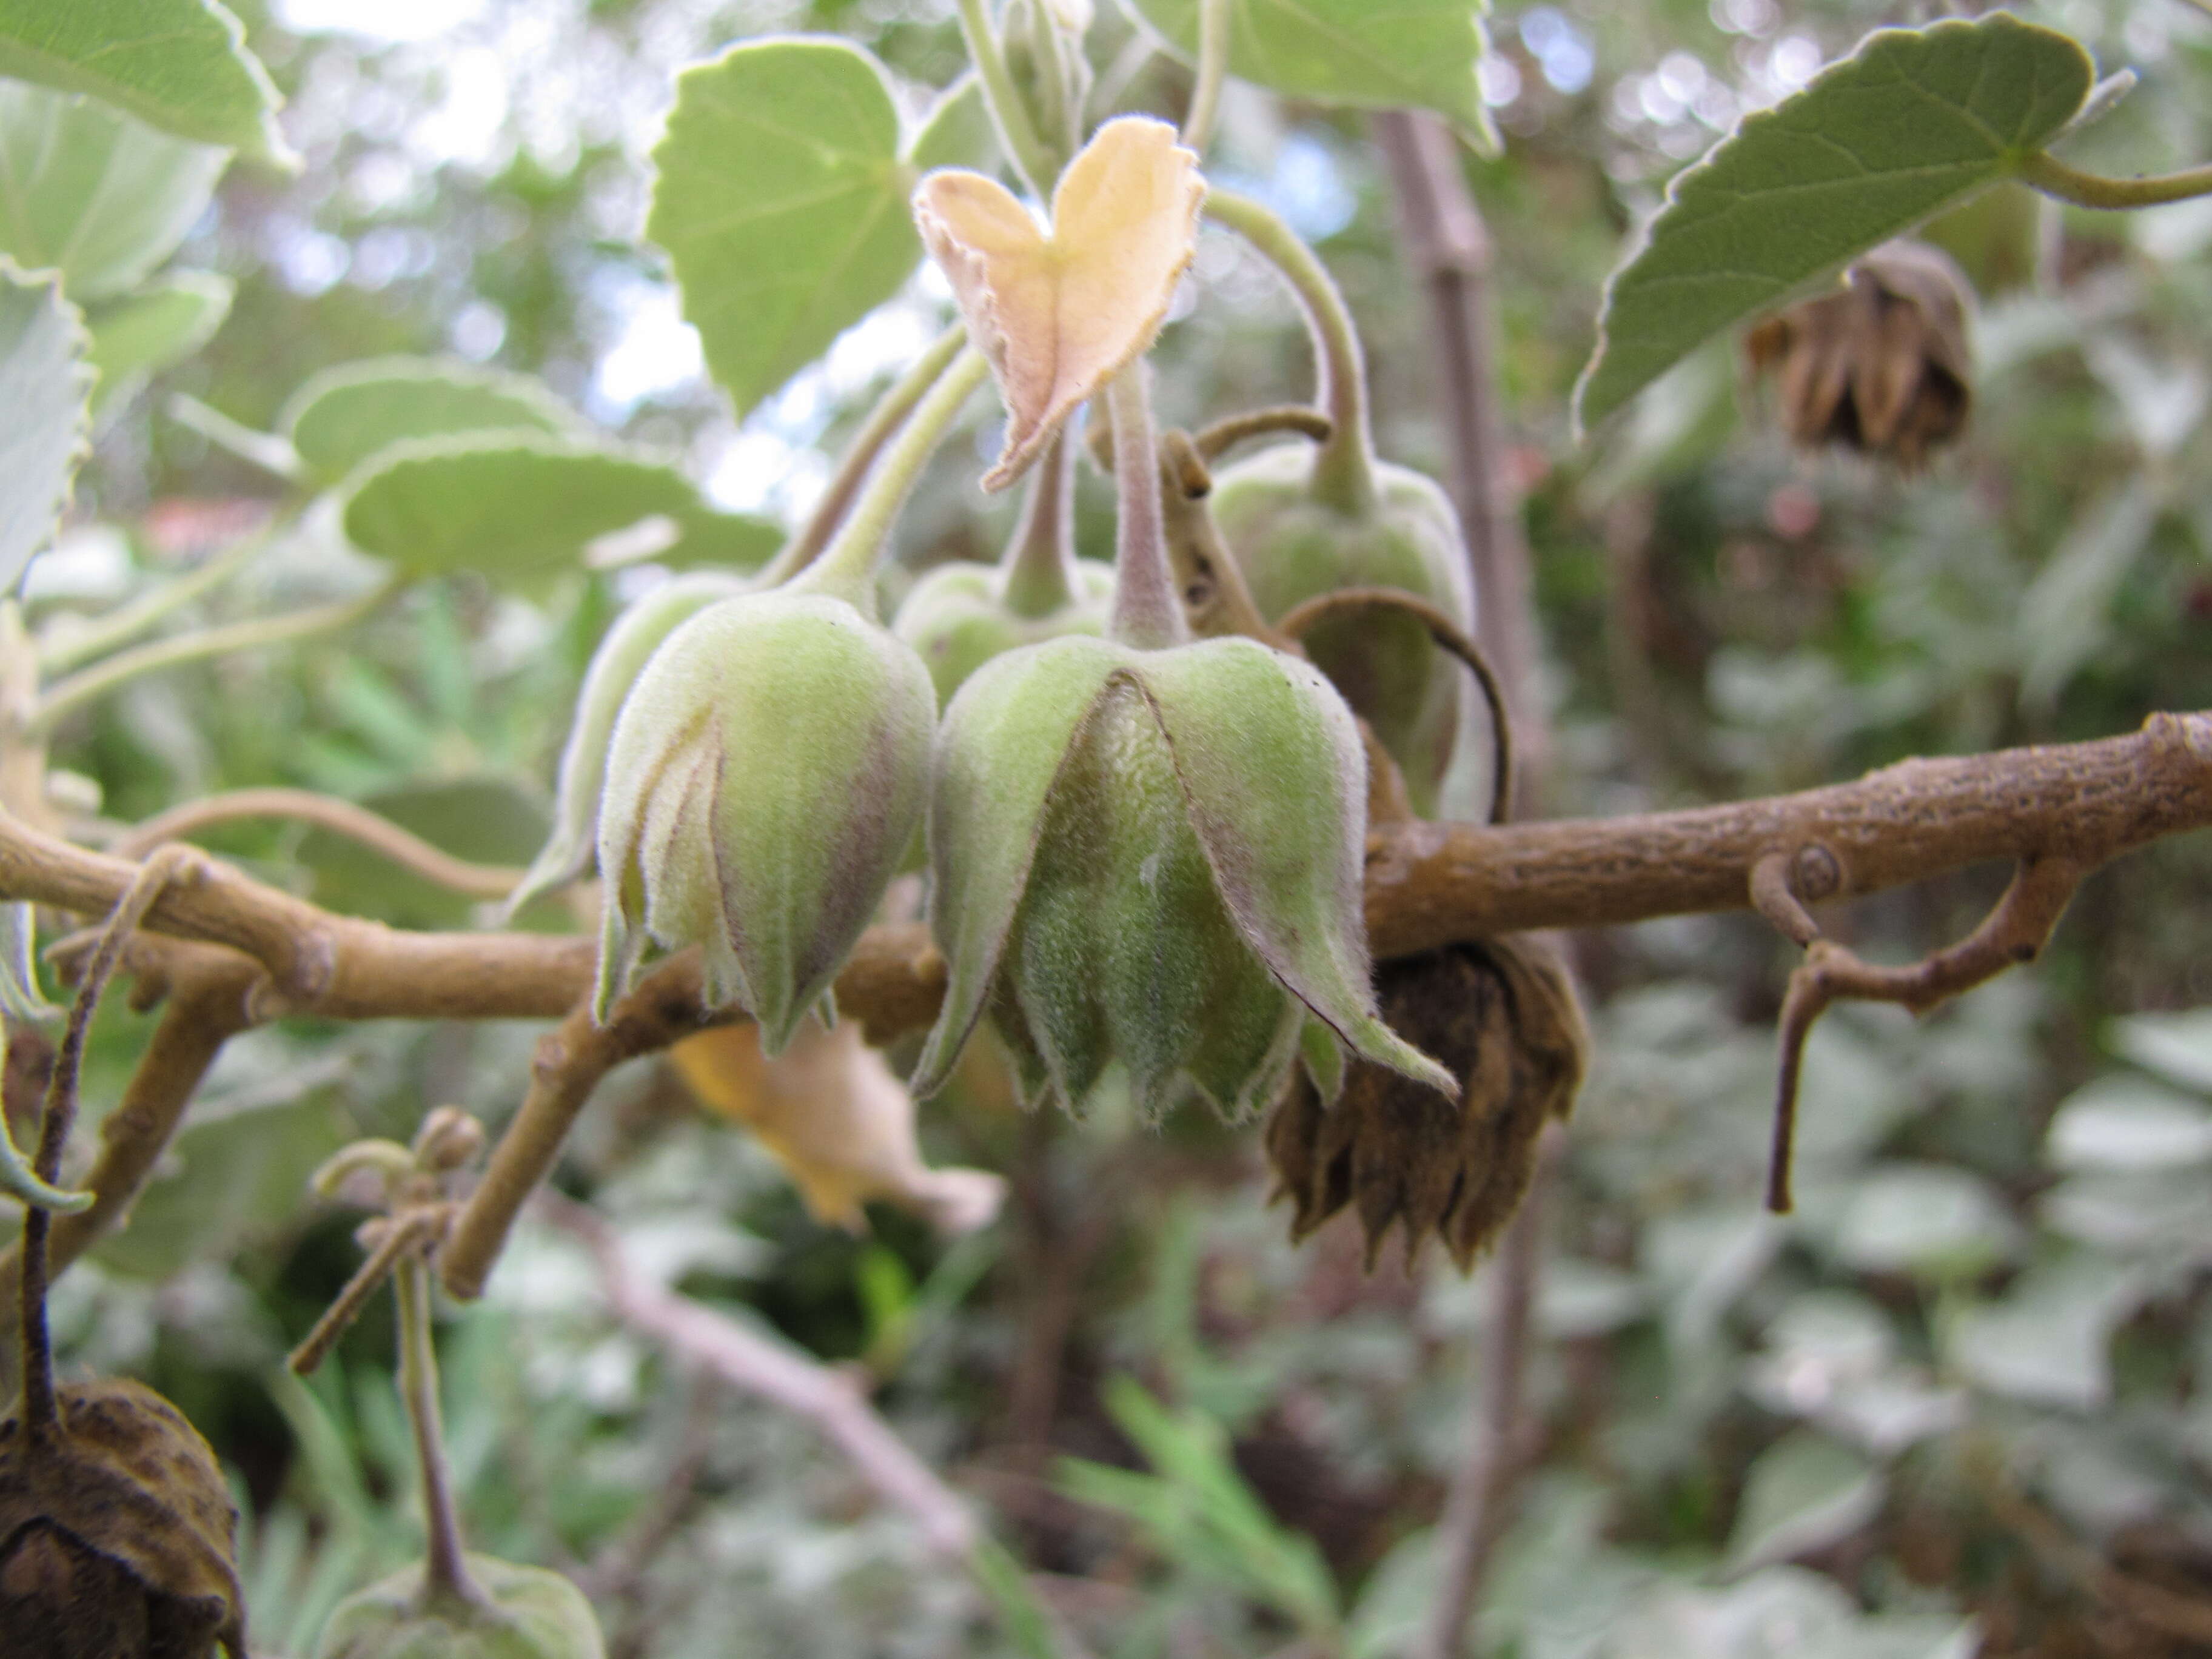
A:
[316, 1555, 603, 1659]
[674, 1017, 1005, 1234]
[1264, 937, 1586, 1271]
[594, 590, 936, 1052]
[911, 632, 1455, 1119]
[1744, 239, 1973, 471]
[505, 572, 748, 917]
[0, 1379, 247, 1658]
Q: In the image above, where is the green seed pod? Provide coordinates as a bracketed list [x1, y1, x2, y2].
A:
[892, 433, 1114, 706]
[893, 563, 1114, 707]
[594, 591, 935, 1051]
[505, 572, 748, 917]
[315, 1555, 603, 1659]
[1205, 444, 1478, 815]
[911, 632, 1454, 1119]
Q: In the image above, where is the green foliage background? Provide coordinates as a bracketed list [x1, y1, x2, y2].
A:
[15, 1, 2212, 1655]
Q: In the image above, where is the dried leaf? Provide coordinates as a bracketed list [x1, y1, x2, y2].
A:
[1264, 938, 1587, 1271]
[674, 1019, 1004, 1235]
[915, 115, 1202, 490]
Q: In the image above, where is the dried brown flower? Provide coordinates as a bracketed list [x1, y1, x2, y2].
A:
[1264, 936, 1587, 1272]
[1744, 240, 1973, 470]
[0, 1378, 245, 1659]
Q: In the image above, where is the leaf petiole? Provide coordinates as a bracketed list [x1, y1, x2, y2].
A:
[2017, 147, 2212, 210]
[1182, 0, 1232, 153]
[954, 0, 1064, 198]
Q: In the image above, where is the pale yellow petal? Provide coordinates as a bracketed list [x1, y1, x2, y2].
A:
[912, 115, 1203, 491]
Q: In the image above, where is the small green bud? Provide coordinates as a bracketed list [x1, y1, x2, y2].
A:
[505, 572, 748, 917]
[1207, 445, 1478, 814]
[595, 591, 935, 1051]
[892, 560, 1114, 706]
[912, 633, 1453, 1118]
[315, 1555, 603, 1659]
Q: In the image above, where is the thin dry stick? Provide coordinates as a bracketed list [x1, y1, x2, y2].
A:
[542, 1192, 977, 1558]
[113, 788, 525, 899]
[15, 845, 201, 1433]
[288, 1208, 444, 1375]
[1376, 107, 1552, 1659]
[1372, 110, 1544, 803]
[1415, 1127, 1559, 1659]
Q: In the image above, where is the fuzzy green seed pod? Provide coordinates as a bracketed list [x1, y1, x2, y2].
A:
[892, 434, 1114, 706]
[911, 632, 1455, 1118]
[893, 561, 1115, 707]
[594, 591, 935, 1051]
[315, 1555, 603, 1659]
[505, 572, 748, 917]
[1205, 445, 1478, 815]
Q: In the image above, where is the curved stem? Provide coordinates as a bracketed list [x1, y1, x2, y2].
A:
[1204, 188, 1378, 514]
[997, 429, 1082, 618]
[791, 350, 991, 615]
[36, 527, 273, 676]
[16, 847, 195, 1437]
[2017, 148, 2212, 210]
[113, 788, 523, 899]
[1105, 364, 1185, 649]
[397, 1250, 484, 1606]
[1182, 0, 1232, 153]
[29, 575, 404, 737]
[955, 0, 1062, 198]
[765, 326, 967, 585]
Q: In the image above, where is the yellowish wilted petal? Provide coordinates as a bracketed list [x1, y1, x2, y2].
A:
[674, 1020, 1005, 1235]
[914, 115, 1202, 491]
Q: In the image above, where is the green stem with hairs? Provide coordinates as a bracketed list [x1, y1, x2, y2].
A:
[30, 575, 406, 737]
[790, 349, 992, 615]
[1204, 188, 1378, 515]
[36, 526, 274, 676]
[1105, 364, 1185, 651]
[997, 429, 1082, 618]
[763, 326, 967, 585]
[1183, 0, 1232, 153]
[397, 1250, 486, 1607]
[955, 0, 1062, 198]
[2017, 148, 2212, 210]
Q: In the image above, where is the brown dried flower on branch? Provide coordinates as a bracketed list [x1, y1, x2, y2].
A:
[1264, 936, 1589, 1272]
[1744, 240, 1974, 470]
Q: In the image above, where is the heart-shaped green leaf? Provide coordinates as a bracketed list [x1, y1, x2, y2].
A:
[281, 356, 577, 483]
[0, 263, 90, 593]
[1121, 0, 1493, 140]
[0, 0, 291, 165]
[648, 38, 930, 420]
[338, 432, 776, 585]
[85, 271, 232, 413]
[0, 82, 230, 303]
[1575, 13, 2094, 433]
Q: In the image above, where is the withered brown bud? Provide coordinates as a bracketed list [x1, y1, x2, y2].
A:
[1744, 240, 1972, 471]
[1264, 937, 1587, 1272]
[0, 1379, 246, 1658]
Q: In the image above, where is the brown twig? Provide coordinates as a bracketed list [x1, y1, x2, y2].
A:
[287, 1208, 446, 1375]
[541, 1191, 979, 1558]
[0, 722, 2205, 1036]
[1413, 1125, 1560, 1659]
[438, 962, 715, 1301]
[1372, 109, 1544, 803]
[1756, 854, 2083, 1212]
[15, 845, 202, 1435]
[112, 786, 525, 900]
